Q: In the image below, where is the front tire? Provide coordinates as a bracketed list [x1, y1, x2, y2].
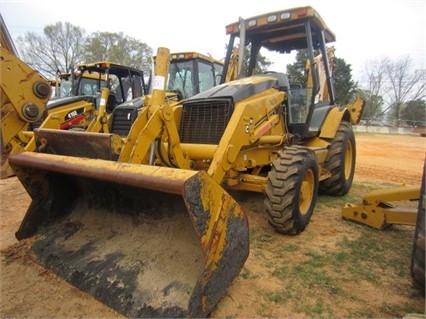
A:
[265, 146, 319, 235]
[320, 121, 355, 196]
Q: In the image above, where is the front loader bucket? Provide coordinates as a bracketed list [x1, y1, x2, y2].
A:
[9, 152, 250, 318]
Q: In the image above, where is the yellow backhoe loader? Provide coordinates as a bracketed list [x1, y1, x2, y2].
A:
[0, 13, 52, 178]
[1, 57, 147, 178]
[0, 13, 148, 178]
[38, 60, 147, 132]
[9, 6, 364, 317]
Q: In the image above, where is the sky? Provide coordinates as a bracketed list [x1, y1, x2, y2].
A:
[1, 0, 425, 82]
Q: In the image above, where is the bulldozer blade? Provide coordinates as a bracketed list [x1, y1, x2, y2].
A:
[9, 151, 250, 318]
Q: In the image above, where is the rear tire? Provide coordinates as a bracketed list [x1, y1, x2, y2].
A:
[411, 162, 425, 295]
[319, 121, 355, 196]
[265, 146, 319, 234]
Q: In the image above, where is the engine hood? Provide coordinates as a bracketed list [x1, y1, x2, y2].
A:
[187, 76, 278, 104]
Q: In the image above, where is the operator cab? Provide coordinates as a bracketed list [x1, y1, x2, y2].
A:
[222, 6, 336, 140]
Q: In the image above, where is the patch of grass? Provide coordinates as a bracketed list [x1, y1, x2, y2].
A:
[339, 192, 368, 205]
[333, 227, 413, 284]
[255, 302, 272, 317]
[238, 181, 421, 318]
[265, 291, 287, 304]
[316, 196, 348, 211]
[377, 301, 425, 317]
[257, 233, 273, 242]
[275, 243, 300, 255]
[252, 249, 266, 258]
[249, 227, 274, 246]
[290, 258, 340, 295]
[272, 251, 342, 297]
[1, 255, 13, 266]
[239, 266, 259, 280]
[295, 300, 327, 316]
[265, 221, 416, 317]
[271, 264, 290, 281]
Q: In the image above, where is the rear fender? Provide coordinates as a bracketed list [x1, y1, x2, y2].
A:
[319, 107, 350, 139]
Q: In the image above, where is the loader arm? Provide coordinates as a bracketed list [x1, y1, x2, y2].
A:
[119, 48, 192, 169]
[1, 32, 51, 177]
[85, 87, 111, 133]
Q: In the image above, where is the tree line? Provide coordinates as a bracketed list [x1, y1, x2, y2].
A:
[17, 21, 425, 127]
[17, 22, 153, 77]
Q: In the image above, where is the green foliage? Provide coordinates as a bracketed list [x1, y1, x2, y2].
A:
[356, 88, 384, 122]
[333, 57, 358, 105]
[83, 32, 153, 74]
[235, 44, 272, 76]
[286, 49, 358, 105]
[400, 99, 426, 126]
[254, 52, 272, 74]
[286, 49, 309, 85]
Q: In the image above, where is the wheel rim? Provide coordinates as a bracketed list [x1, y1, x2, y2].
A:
[344, 140, 353, 180]
[299, 168, 315, 215]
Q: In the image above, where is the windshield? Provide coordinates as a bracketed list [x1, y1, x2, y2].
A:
[79, 77, 105, 96]
[167, 59, 223, 99]
[167, 60, 194, 99]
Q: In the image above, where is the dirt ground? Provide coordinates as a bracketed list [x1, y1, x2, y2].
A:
[0, 132, 425, 318]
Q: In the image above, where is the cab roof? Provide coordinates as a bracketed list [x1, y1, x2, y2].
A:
[153, 52, 224, 65]
[77, 61, 144, 78]
[225, 6, 336, 53]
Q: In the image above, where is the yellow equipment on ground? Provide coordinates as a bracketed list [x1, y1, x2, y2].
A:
[9, 6, 364, 317]
[342, 159, 425, 295]
[342, 185, 420, 229]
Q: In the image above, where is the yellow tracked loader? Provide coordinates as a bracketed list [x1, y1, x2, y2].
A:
[9, 6, 364, 317]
